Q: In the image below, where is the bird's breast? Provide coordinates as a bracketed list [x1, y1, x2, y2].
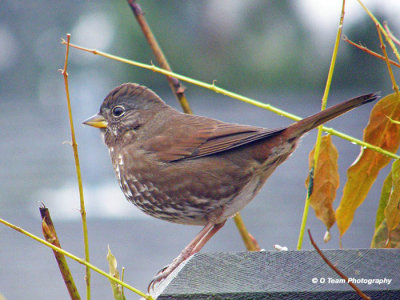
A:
[110, 148, 213, 225]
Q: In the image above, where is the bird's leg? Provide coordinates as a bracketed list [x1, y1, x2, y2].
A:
[148, 221, 226, 291]
[189, 220, 226, 255]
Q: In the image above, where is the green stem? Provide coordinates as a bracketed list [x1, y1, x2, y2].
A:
[357, 0, 400, 63]
[0, 217, 152, 300]
[61, 34, 91, 298]
[63, 41, 400, 162]
[297, 0, 346, 250]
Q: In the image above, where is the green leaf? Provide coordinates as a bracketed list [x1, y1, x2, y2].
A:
[375, 170, 392, 229]
[371, 219, 400, 248]
[371, 159, 400, 248]
[385, 160, 400, 235]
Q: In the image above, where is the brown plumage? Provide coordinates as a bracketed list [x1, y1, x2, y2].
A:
[83, 83, 377, 290]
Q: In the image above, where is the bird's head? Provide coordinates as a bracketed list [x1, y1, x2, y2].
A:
[83, 83, 169, 146]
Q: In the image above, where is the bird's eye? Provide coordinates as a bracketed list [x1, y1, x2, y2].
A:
[112, 106, 125, 117]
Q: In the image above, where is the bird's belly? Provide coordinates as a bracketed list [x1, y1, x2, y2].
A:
[215, 176, 263, 223]
[116, 165, 264, 226]
[114, 163, 213, 225]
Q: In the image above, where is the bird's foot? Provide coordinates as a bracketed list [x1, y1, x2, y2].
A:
[148, 222, 226, 292]
[148, 253, 186, 292]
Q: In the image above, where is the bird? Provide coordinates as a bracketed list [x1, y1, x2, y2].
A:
[83, 83, 377, 290]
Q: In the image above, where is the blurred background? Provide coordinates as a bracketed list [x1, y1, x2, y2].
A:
[1, 0, 399, 299]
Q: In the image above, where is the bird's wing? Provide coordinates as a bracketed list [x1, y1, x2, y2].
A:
[142, 114, 285, 162]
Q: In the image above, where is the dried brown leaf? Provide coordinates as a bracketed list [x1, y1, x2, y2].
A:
[306, 135, 339, 231]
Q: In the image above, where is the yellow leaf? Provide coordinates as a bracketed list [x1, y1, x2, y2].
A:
[336, 93, 400, 238]
[385, 159, 400, 235]
[306, 135, 339, 231]
[107, 245, 119, 279]
[107, 246, 126, 300]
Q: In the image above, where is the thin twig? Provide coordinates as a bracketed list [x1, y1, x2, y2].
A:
[376, 25, 400, 96]
[0, 217, 153, 300]
[308, 229, 371, 300]
[40, 205, 81, 300]
[127, 0, 192, 114]
[384, 22, 400, 47]
[298, 0, 344, 249]
[127, 0, 260, 251]
[357, 0, 400, 65]
[343, 36, 400, 68]
[60, 33, 91, 299]
[62, 41, 400, 160]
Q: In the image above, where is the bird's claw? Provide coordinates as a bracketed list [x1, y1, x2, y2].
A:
[147, 264, 170, 292]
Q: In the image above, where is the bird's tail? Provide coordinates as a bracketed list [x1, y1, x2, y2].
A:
[285, 93, 378, 138]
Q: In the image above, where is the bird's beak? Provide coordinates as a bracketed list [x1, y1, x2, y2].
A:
[83, 114, 108, 128]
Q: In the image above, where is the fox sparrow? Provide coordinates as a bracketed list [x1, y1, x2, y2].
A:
[83, 83, 377, 290]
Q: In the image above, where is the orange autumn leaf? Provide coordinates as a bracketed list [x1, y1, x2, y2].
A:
[336, 93, 400, 238]
[306, 134, 339, 231]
